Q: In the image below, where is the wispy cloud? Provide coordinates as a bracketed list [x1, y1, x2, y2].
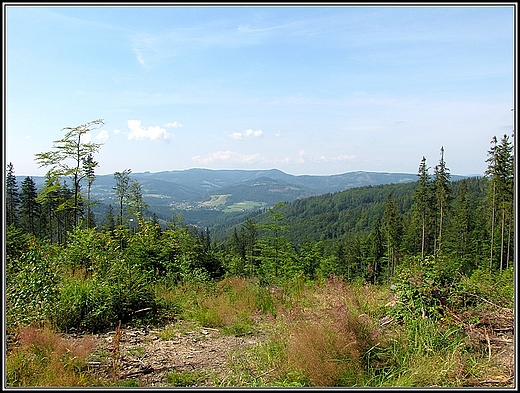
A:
[228, 128, 263, 140]
[164, 121, 183, 128]
[126, 119, 173, 141]
[192, 150, 263, 164]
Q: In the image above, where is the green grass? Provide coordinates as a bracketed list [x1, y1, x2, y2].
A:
[223, 201, 267, 212]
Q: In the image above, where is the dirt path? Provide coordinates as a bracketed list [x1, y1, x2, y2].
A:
[74, 321, 269, 387]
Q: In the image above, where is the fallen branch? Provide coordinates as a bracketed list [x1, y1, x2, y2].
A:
[464, 293, 513, 313]
[479, 376, 514, 385]
[202, 327, 220, 332]
[131, 307, 152, 315]
[123, 365, 170, 379]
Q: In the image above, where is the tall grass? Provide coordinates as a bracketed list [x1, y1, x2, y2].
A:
[5, 325, 99, 387]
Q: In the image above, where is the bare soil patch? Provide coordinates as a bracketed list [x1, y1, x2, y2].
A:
[66, 321, 269, 387]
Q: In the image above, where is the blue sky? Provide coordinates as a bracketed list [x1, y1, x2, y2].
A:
[5, 4, 515, 177]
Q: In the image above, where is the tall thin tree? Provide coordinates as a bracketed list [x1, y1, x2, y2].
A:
[433, 147, 451, 255]
[34, 119, 104, 228]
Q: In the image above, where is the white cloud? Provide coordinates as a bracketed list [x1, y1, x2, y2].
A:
[164, 122, 182, 128]
[113, 129, 121, 135]
[275, 131, 282, 137]
[229, 132, 244, 140]
[96, 130, 109, 141]
[127, 119, 173, 141]
[228, 128, 263, 140]
[192, 150, 263, 164]
[331, 154, 357, 162]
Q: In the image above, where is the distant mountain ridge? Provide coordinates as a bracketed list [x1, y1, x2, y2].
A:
[17, 168, 470, 228]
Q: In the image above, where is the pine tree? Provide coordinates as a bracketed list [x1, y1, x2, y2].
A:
[6, 162, 20, 227]
[19, 177, 41, 236]
[433, 147, 451, 255]
[412, 156, 434, 259]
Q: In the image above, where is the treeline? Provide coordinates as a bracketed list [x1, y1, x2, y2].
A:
[219, 139, 514, 283]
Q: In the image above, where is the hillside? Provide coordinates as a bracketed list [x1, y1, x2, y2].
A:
[18, 168, 470, 230]
[213, 176, 487, 245]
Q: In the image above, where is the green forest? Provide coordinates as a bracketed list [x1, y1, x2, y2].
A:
[4, 119, 515, 387]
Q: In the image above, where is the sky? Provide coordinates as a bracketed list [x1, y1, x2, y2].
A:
[4, 4, 516, 177]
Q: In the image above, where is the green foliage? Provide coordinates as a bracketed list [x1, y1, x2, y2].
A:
[6, 247, 59, 329]
[454, 266, 514, 310]
[63, 227, 116, 275]
[5, 224, 33, 267]
[390, 255, 462, 320]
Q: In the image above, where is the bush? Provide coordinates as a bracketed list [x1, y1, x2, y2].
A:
[51, 258, 157, 333]
[6, 247, 59, 330]
[390, 255, 462, 320]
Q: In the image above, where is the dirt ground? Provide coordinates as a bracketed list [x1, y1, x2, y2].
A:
[74, 321, 270, 387]
[62, 308, 514, 388]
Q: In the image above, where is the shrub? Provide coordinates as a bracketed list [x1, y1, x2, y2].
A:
[390, 255, 462, 320]
[51, 258, 157, 333]
[6, 247, 59, 331]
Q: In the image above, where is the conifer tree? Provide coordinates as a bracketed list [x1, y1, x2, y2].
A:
[412, 156, 434, 259]
[433, 147, 451, 255]
[484, 133, 514, 271]
[451, 179, 471, 260]
[6, 162, 20, 227]
[19, 176, 41, 236]
[103, 204, 116, 233]
[82, 153, 98, 229]
[113, 169, 132, 227]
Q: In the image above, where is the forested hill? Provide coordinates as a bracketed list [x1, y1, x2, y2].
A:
[214, 176, 488, 245]
[16, 168, 469, 230]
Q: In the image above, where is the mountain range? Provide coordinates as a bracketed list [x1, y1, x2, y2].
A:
[18, 168, 470, 228]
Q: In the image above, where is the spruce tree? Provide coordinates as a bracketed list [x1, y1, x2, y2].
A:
[433, 146, 451, 255]
[412, 156, 434, 259]
[19, 177, 41, 236]
[6, 162, 20, 227]
[383, 194, 403, 278]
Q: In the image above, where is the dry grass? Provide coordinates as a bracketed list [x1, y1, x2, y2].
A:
[271, 277, 379, 387]
[6, 324, 98, 387]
